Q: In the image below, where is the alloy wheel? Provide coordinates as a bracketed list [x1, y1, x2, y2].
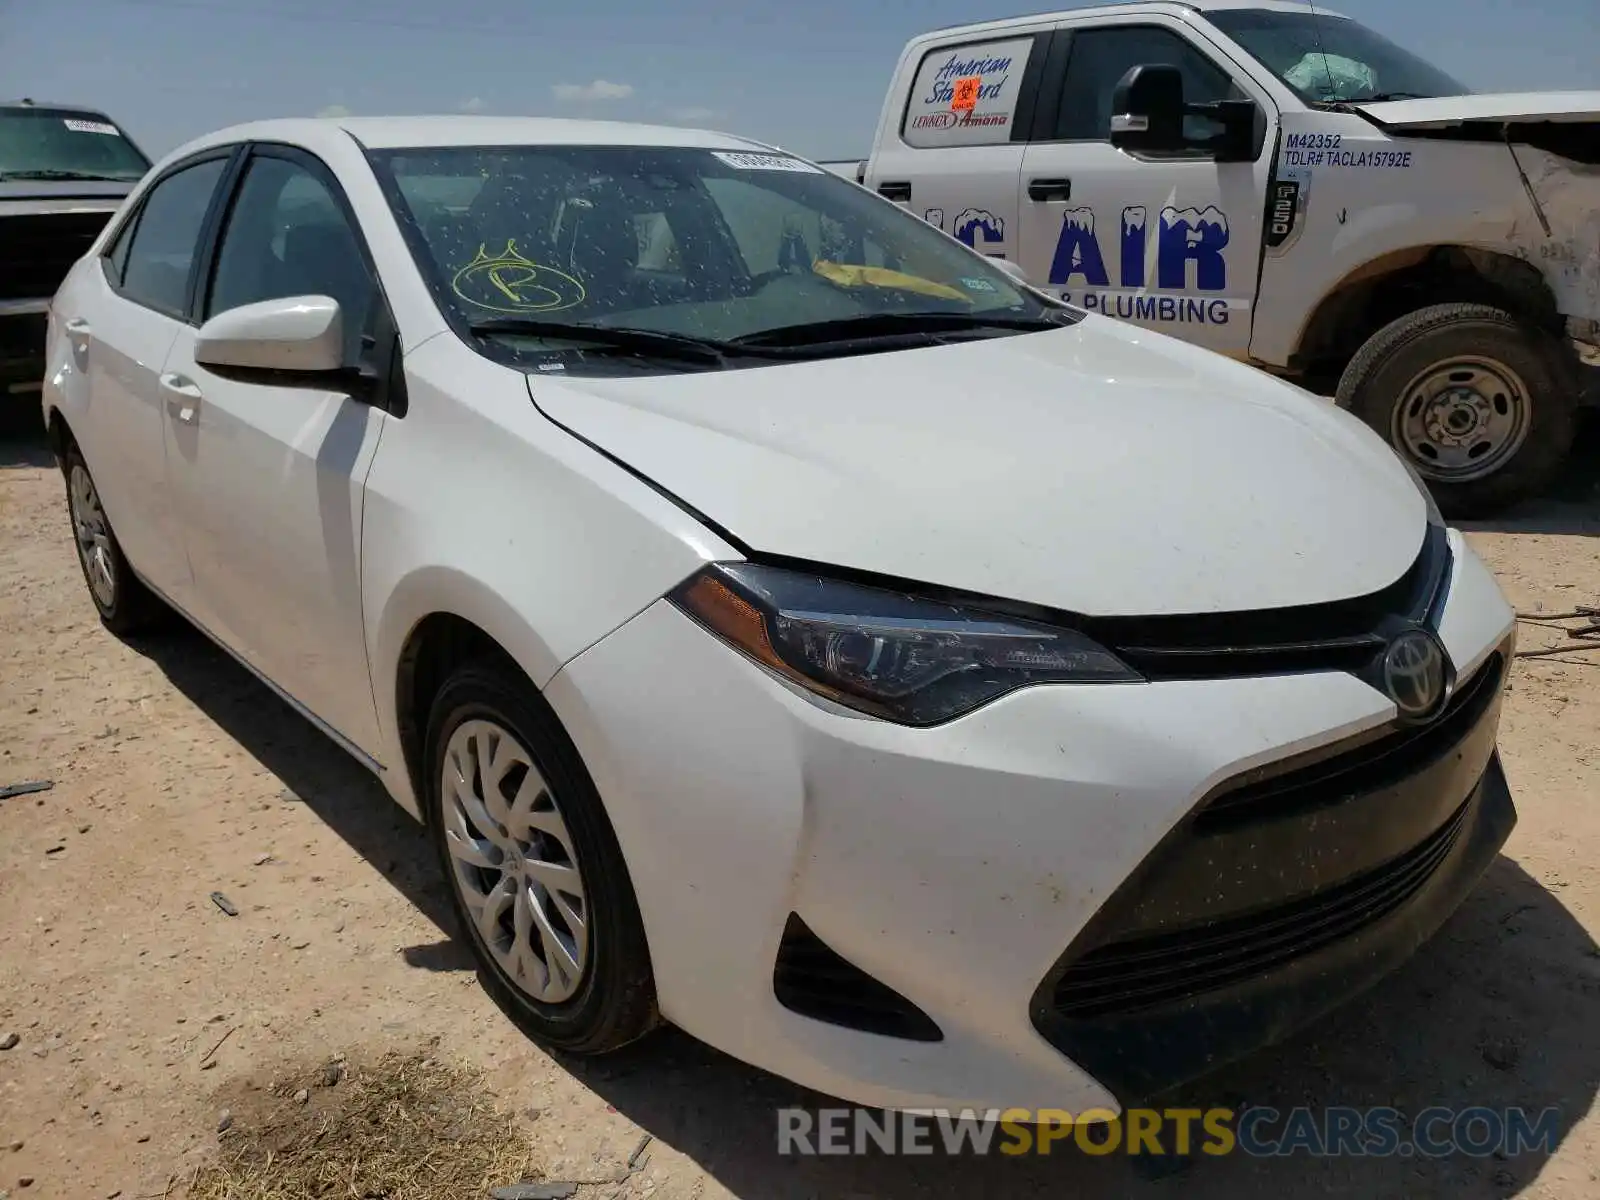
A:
[68, 463, 116, 608]
[441, 719, 590, 1003]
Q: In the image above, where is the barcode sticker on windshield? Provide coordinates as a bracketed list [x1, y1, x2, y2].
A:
[63, 119, 120, 135]
[711, 151, 822, 174]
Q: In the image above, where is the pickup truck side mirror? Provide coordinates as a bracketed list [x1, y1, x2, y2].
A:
[1110, 64, 1263, 163]
[1110, 64, 1187, 152]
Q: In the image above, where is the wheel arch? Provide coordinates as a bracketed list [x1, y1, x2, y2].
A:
[1290, 246, 1565, 386]
[44, 403, 74, 461]
[376, 569, 565, 818]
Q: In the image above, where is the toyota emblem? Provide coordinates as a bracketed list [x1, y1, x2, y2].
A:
[1382, 628, 1449, 721]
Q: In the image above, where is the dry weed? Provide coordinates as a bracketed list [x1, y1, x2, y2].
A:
[188, 1050, 536, 1200]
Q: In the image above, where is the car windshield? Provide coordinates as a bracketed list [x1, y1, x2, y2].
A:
[1208, 9, 1471, 104]
[0, 108, 150, 181]
[368, 143, 1062, 372]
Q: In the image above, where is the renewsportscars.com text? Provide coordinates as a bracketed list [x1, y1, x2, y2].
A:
[777, 1105, 1561, 1158]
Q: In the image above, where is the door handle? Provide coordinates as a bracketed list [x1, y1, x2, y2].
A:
[1027, 177, 1073, 202]
[160, 372, 203, 423]
[877, 181, 912, 202]
[64, 317, 93, 347]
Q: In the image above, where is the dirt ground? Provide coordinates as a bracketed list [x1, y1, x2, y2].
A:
[2, 423, 1597, 1200]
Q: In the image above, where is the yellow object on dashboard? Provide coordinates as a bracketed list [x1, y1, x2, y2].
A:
[811, 260, 970, 302]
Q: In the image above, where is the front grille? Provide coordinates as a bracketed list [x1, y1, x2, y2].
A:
[1032, 628, 1510, 1048]
[1050, 795, 1471, 1020]
[773, 914, 942, 1041]
[1084, 522, 1451, 680]
[1195, 651, 1506, 832]
[0, 211, 112, 302]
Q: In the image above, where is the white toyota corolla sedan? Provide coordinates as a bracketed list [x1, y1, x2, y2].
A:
[42, 115, 1517, 1114]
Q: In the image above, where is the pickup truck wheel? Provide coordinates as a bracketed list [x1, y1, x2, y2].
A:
[424, 660, 660, 1055]
[1337, 303, 1578, 519]
[62, 445, 165, 635]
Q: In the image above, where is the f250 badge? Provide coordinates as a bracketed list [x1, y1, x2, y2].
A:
[1265, 168, 1310, 256]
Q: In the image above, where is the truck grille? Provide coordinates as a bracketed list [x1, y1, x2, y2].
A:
[0, 211, 112, 303]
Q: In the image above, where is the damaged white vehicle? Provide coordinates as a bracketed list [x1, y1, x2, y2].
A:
[42, 114, 1522, 1114]
[848, 0, 1600, 515]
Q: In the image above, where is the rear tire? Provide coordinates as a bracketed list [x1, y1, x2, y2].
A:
[61, 444, 166, 636]
[1336, 303, 1579, 519]
[423, 659, 660, 1054]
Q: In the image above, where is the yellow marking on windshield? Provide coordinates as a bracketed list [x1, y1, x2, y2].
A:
[451, 240, 587, 314]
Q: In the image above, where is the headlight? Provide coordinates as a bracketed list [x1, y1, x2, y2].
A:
[669, 563, 1140, 726]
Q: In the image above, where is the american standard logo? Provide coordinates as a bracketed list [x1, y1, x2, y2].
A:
[911, 110, 1010, 130]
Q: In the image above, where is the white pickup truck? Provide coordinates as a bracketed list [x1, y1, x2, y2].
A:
[826, 0, 1599, 516]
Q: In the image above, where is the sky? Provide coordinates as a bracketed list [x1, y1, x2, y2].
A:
[2, 0, 1597, 162]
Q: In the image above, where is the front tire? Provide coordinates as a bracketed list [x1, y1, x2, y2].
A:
[1336, 303, 1579, 519]
[423, 660, 659, 1054]
[62, 445, 165, 635]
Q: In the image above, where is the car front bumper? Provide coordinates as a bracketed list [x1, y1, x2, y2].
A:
[546, 529, 1517, 1113]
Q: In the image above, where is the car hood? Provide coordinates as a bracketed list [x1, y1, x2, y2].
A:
[1354, 91, 1600, 129]
[528, 315, 1428, 616]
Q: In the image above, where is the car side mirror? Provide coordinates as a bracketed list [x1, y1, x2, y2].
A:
[1110, 63, 1263, 163]
[194, 295, 344, 375]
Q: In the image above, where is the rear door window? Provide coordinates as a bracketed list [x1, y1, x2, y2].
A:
[901, 35, 1039, 149]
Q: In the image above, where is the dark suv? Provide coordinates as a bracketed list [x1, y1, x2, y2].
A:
[2, 99, 151, 417]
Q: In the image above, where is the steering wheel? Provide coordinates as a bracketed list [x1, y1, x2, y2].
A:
[743, 267, 799, 293]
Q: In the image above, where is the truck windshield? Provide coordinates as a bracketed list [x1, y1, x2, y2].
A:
[368, 143, 1059, 370]
[0, 108, 151, 181]
[1208, 9, 1471, 104]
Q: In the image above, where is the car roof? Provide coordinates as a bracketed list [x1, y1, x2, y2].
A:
[167, 115, 782, 157]
[921, 0, 1347, 41]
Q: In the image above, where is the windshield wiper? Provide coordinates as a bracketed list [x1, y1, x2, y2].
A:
[0, 168, 136, 182]
[1347, 92, 1433, 103]
[469, 318, 745, 365]
[728, 310, 1070, 349]
[469, 312, 1069, 365]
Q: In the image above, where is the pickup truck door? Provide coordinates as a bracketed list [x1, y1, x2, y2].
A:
[863, 28, 1055, 263]
[1015, 17, 1278, 359]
